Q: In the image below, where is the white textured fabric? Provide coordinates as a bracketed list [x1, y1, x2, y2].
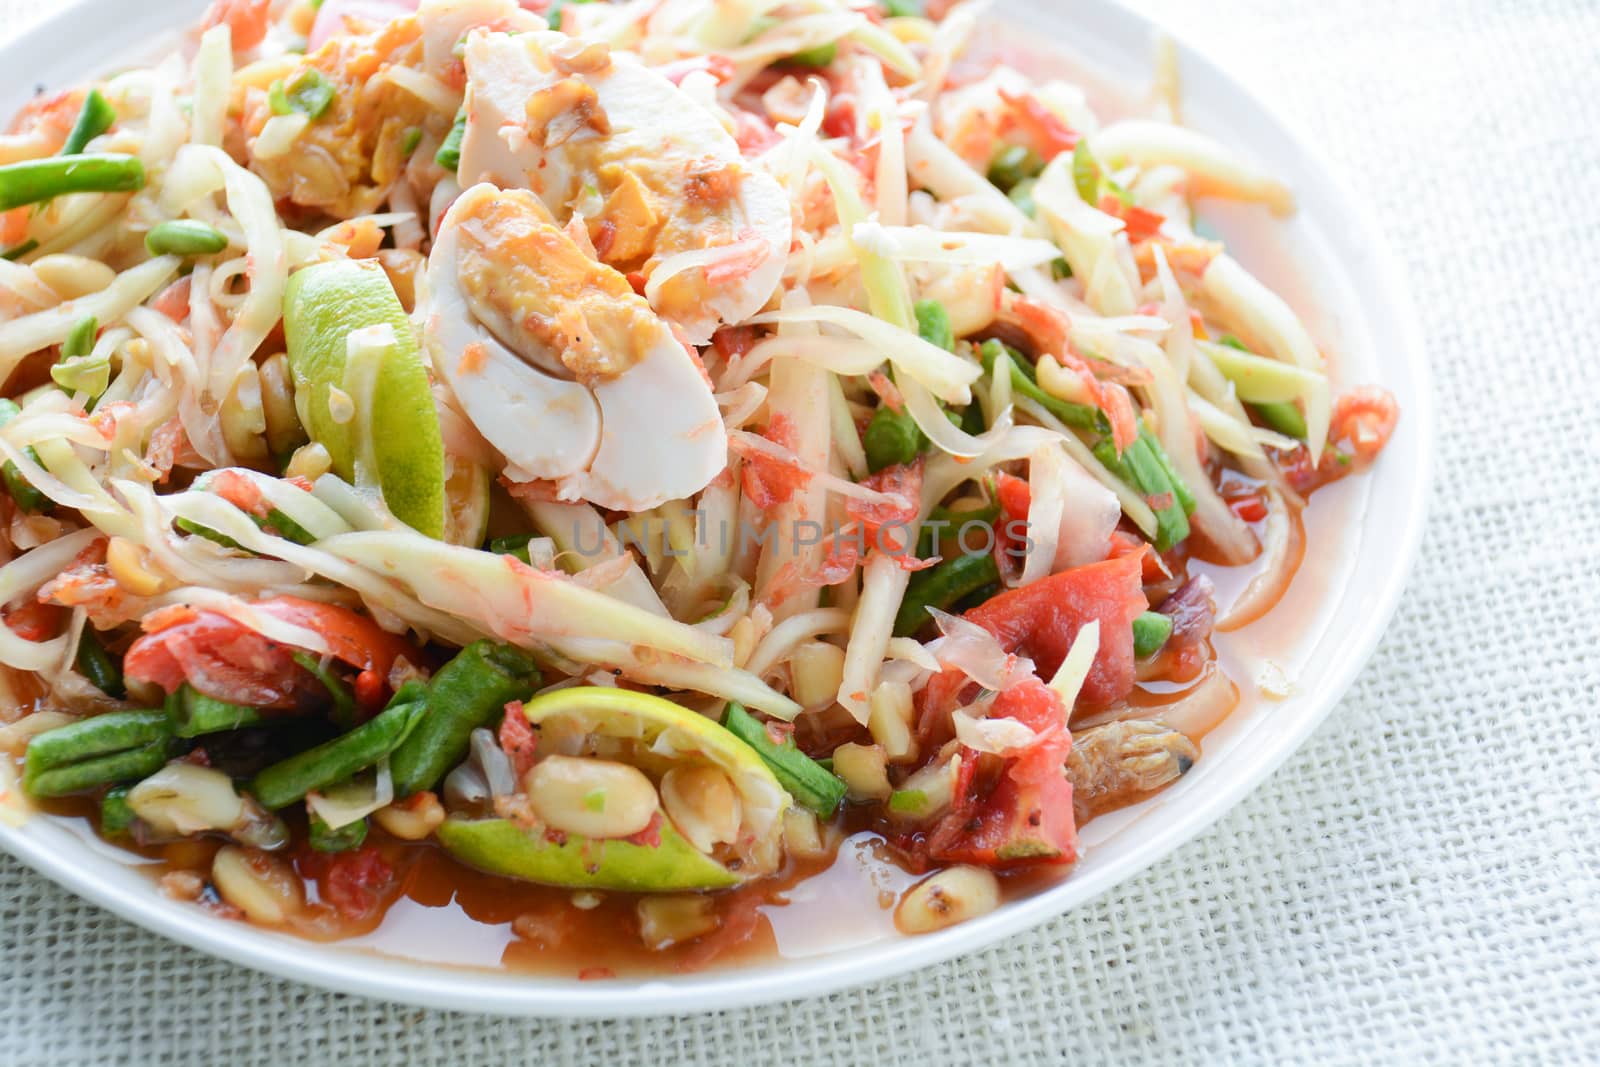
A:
[2, 0, 1598, 1063]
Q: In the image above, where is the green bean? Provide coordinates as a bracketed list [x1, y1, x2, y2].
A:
[723, 702, 845, 817]
[290, 652, 356, 730]
[788, 42, 837, 67]
[893, 550, 1001, 636]
[100, 785, 136, 836]
[249, 696, 425, 810]
[389, 640, 542, 796]
[75, 629, 125, 700]
[1251, 400, 1308, 440]
[979, 339, 1105, 431]
[401, 127, 422, 156]
[1008, 177, 1037, 218]
[269, 69, 337, 120]
[145, 220, 228, 257]
[166, 685, 265, 739]
[916, 500, 1000, 558]
[1138, 425, 1197, 515]
[914, 298, 955, 352]
[27, 741, 170, 797]
[0, 398, 48, 513]
[1094, 434, 1190, 551]
[987, 144, 1044, 193]
[883, 0, 921, 14]
[863, 404, 923, 473]
[62, 315, 97, 359]
[436, 108, 466, 171]
[1, 239, 38, 261]
[308, 811, 368, 853]
[24, 710, 171, 787]
[61, 90, 116, 156]
[0, 153, 145, 212]
[488, 533, 534, 563]
[1132, 611, 1174, 659]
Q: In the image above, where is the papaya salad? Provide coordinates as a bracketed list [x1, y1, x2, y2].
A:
[0, 0, 1397, 970]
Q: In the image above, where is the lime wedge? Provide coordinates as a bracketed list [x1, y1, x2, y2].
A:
[436, 815, 739, 892]
[442, 452, 491, 548]
[283, 260, 447, 539]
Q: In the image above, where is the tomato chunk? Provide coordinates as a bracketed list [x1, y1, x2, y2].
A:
[923, 678, 1077, 868]
[962, 552, 1147, 707]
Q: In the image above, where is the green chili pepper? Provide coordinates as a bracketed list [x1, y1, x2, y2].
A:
[1132, 611, 1173, 658]
[436, 108, 467, 171]
[100, 785, 136, 836]
[0, 398, 49, 513]
[250, 695, 426, 810]
[987, 144, 1044, 193]
[308, 811, 368, 852]
[23, 710, 174, 797]
[389, 640, 543, 796]
[75, 629, 125, 700]
[61, 89, 116, 156]
[722, 702, 845, 817]
[893, 550, 1001, 636]
[979, 339, 1106, 431]
[145, 219, 228, 257]
[0, 154, 145, 212]
[788, 42, 837, 67]
[165, 685, 265, 739]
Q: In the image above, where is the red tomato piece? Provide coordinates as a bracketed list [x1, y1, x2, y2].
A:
[923, 678, 1077, 868]
[202, 0, 272, 52]
[299, 844, 395, 921]
[958, 551, 1147, 707]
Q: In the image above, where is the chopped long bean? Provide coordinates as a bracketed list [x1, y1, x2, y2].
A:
[436, 108, 466, 171]
[250, 696, 426, 810]
[308, 811, 368, 852]
[1095, 433, 1190, 550]
[100, 785, 136, 836]
[723, 702, 845, 816]
[24, 710, 171, 783]
[0, 397, 49, 513]
[389, 640, 542, 796]
[894, 550, 1001, 636]
[145, 219, 228, 256]
[979, 339, 1105, 431]
[1132, 611, 1174, 658]
[27, 742, 169, 797]
[74, 629, 125, 700]
[0, 153, 145, 212]
[987, 144, 1044, 193]
[61, 89, 116, 155]
[166, 685, 264, 738]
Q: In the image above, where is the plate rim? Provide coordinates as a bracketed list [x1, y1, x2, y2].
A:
[0, 0, 1435, 1018]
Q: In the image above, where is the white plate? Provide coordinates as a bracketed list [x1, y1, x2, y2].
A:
[0, 0, 1433, 1017]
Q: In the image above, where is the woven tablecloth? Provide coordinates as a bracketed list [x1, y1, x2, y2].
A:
[2, 0, 1597, 1063]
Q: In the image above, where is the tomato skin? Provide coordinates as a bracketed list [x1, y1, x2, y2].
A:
[202, 0, 272, 52]
[961, 552, 1148, 707]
